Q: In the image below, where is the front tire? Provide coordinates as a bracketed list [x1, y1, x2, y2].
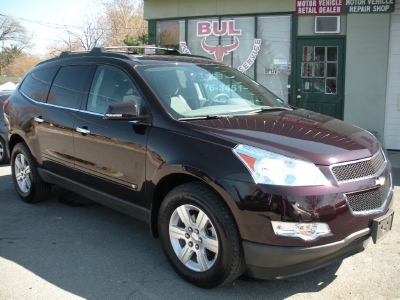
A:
[158, 182, 245, 288]
[11, 142, 50, 203]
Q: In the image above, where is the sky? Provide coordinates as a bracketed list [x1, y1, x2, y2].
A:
[1, 0, 97, 55]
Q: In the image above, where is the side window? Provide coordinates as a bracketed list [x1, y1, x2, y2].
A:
[19, 67, 58, 102]
[87, 66, 142, 114]
[47, 65, 91, 109]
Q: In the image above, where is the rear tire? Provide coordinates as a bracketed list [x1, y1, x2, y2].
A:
[11, 142, 51, 203]
[0, 137, 9, 164]
[158, 182, 245, 288]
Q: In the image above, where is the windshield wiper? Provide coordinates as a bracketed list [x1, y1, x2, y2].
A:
[253, 106, 292, 113]
[178, 115, 232, 121]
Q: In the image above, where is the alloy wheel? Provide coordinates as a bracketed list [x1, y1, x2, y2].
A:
[169, 204, 219, 272]
[14, 153, 32, 193]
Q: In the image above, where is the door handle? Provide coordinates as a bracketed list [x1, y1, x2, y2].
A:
[34, 117, 44, 123]
[297, 95, 302, 99]
[76, 127, 90, 134]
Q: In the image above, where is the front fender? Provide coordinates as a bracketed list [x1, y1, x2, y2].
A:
[144, 127, 251, 237]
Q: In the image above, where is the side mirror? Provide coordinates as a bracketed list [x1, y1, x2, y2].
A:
[103, 101, 148, 121]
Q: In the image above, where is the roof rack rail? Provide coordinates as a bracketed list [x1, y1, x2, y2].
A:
[59, 49, 91, 57]
[58, 46, 179, 58]
[91, 46, 180, 55]
[100, 46, 213, 60]
[55, 45, 213, 61]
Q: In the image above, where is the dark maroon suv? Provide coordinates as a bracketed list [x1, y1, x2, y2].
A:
[3, 47, 394, 288]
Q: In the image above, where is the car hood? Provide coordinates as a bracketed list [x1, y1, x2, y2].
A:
[188, 109, 380, 165]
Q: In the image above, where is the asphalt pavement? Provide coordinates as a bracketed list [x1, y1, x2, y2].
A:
[1, 152, 400, 299]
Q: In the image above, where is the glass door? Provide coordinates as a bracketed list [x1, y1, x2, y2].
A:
[294, 38, 344, 120]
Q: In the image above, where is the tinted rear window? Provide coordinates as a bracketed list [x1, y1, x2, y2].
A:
[19, 67, 58, 102]
[47, 65, 91, 109]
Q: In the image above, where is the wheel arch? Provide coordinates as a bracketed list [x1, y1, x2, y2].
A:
[8, 134, 30, 157]
[150, 173, 198, 238]
[149, 172, 241, 239]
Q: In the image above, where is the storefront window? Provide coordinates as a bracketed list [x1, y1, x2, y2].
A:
[155, 15, 292, 102]
[187, 18, 219, 60]
[256, 16, 291, 103]
[157, 20, 185, 48]
[221, 17, 255, 77]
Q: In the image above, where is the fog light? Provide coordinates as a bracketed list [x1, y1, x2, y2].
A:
[271, 221, 332, 241]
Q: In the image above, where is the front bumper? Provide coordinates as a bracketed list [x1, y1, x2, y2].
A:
[243, 228, 370, 280]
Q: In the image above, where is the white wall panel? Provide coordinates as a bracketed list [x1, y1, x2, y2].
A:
[384, 0, 400, 149]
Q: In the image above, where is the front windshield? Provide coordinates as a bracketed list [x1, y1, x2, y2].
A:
[136, 63, 291, 119]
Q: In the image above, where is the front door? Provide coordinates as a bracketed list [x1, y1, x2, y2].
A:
[294, 38, 344, 120]
[73, 65, 149, 208]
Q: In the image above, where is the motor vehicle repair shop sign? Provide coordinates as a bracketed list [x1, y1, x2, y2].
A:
[345, 0, 395, 13]
[296, 0, 395, 14]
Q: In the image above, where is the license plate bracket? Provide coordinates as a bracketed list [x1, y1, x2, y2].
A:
[371, 209, 394, 244]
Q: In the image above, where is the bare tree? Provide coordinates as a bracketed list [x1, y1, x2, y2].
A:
[0, 14, 30, 75]
[304, 195, 324, 211]
[46, 0, 147, 56]
[44, 41, 81, 59]
[57, 12, 107, 52]
[75, 17, 107, 50]
[98, 0, 147, 46]
[0, 14, 29, 48]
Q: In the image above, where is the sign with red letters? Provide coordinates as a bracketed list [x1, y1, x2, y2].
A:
[180, 20, 262, 73]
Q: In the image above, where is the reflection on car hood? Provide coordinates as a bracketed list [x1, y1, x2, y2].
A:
[189, 109, 380, 165]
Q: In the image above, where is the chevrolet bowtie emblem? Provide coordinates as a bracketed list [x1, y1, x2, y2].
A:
[375, 176, 386, 187]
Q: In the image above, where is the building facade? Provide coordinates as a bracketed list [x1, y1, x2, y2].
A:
[143, 0, 399, 150]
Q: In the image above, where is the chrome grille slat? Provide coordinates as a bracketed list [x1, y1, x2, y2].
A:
[345, 176, 391, 214]
[330, 150, 391, 215]
[331, 150, 385, 183]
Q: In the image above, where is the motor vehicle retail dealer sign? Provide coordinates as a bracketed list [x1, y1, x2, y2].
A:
[296, 0, 344, 15]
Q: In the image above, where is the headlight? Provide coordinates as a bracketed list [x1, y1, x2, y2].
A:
[271, 221, 332, 241]
[233, 144, 330, 186]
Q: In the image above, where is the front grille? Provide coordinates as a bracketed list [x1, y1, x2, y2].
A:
[345, 175, 391, 214]
[331, 150, 385, 182]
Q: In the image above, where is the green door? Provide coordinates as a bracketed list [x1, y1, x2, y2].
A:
[294, 38, 344, 120]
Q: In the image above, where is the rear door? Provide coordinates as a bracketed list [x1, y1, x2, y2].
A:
[33, 65, 92, 179]
[73, 65, 149, 208]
